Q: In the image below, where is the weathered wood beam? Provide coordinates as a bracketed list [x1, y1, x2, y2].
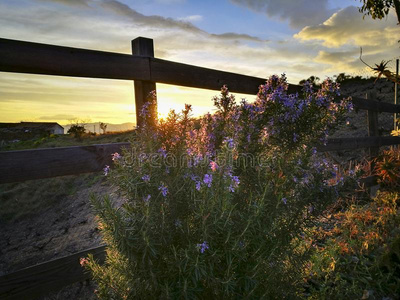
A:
[317, 136, 400, 152]
[0, 245, 106, 300]
[0, 38, 150, 80]
[0, 143, 129, 184]
[132, 37, 157, 127]
[2, 38, 400, 114]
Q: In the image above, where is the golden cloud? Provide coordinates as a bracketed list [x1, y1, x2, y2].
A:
[295, 6, 400, 48]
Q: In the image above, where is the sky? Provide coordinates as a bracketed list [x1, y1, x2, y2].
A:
[0, 0, 399, 125]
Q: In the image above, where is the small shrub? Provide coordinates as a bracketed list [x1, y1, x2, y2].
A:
[67, 124, 86, 139]
[84, 75, 353, 298]
[305, 190, 400, 299]
[374, 147, 400, 187]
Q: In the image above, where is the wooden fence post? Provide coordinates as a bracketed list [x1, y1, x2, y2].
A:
[132, 37, 157, 128]
[367, 91, 379, 171]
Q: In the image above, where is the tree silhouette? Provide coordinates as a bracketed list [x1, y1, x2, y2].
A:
[358, 0, 400, 24]
[358, 1, 400, 84]
[99, 122, 107, 134]
[299, 75, 321, 87]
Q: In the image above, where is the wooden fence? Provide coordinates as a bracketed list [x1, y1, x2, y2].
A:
[0, 37, 399, 299]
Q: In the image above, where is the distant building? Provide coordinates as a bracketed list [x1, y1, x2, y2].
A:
[0, 122, 64, 140]
[17, 122, 64, 134]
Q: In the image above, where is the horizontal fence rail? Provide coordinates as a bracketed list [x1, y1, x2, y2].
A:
[0, 38, 265, 95]
[317, 136, 400, 152]
[0, 245, 106, 300]
[1, 137, 400, 184]
[0, 143, 129, 183]
[1, 38, 400, 113]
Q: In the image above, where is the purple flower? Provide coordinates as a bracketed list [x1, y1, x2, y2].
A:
[158, 147, 167, 158]
[311, 147, 317, 155]
[143, 194, 151, 203]
[224, 137, 235, 149]
[293, 133, 299, 142]
[282, 197, 287, 205]
[193, 155, 203, 167]
[203, 174, 213, 188]
[197, 241, 209, 253]
[103, 165, 110, 176]
[139, 101, 153, 118]
[142, 174, 150, 182]
[232, 175, 240, 186]
[158, 184, 168, 197]
[111, 152, 121, 161]
[195, 181, 201, 191]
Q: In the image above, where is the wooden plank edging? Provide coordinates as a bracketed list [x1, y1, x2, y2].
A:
[317, 136, 400, 152]
[0, 142, 129, 183]
[0, 245, 106, 300]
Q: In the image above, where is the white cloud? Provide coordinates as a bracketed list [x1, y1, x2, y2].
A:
[293, 5, 400, 76]
[295, 6, 400, 48]
[177, 15, 203, 23]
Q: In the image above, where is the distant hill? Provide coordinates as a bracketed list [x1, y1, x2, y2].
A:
[62, 122, 136, 134]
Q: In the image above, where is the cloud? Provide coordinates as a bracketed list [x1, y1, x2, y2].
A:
[295, 6, 400, 48]
[177, 15, 203, 23]
[36, 0, 91, 7]
[313, 49, 362, 72]
[156, 0, 185, 3]
[99, 0, 266, 43]
[98, 0, 202, 33]
[230, 0, 335, 28]
[39, 114, 77, 120]
[293, 5, 400, 75]
[210, 32, 264, 42]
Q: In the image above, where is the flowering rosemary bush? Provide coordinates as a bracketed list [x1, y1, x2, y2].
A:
[85, 74, 353, 299]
